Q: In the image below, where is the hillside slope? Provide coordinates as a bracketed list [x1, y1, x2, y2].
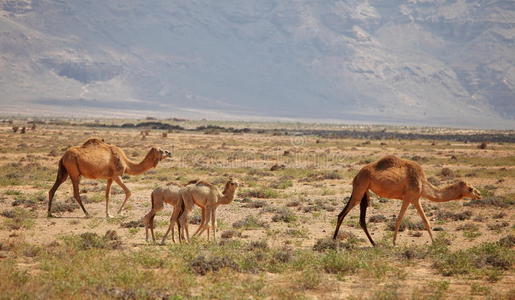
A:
[1, 0, 514, 127]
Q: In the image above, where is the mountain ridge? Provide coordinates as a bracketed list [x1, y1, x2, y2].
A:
[1, 0, 514, 128]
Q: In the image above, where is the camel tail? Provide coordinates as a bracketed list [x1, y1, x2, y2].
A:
[176, 194, 186, 241]
[48, 158, 68, 215]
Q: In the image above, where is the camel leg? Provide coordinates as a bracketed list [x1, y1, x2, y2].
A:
[47, 162, 69, 218]
[333, 192, 363, 239]
[144, 210, 156, 242]
[211, 208, 217, 242]
[70, 176, 90, 218]
[359, 193, 375, 246]
[105, 179, 113, 218]
[161, 214, 176, 245]
[199, 208, 211, 241]
[193, 208, 207, 236]
[413, 199, 434, 243]
[150, 213, 157, 243]
[183, 217, 190, 242]
[114, 176, 132, 214]
[393, 200, 410, 246]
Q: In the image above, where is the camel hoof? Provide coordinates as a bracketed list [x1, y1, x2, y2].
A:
[84, 214, 92, 219]
[47, 213, 56, 218]
[106, 213, 114, 219]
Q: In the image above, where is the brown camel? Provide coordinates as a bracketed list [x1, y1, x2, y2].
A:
[161, 178, 239, 244]
[333, 155, 481, 246]
[143, 183, 183, 243]
[48, 138, 171, 218]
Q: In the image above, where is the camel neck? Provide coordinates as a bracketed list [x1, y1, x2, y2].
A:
[217, 190, 236, 205]
[125, 151, 156, 175]
[422, 181, 462, 202]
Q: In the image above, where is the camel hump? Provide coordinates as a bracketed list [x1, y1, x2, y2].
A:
[82, 138, 106, 147]
[374, 155, 402, 171]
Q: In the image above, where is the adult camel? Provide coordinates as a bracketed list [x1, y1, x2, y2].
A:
[48, 138, 171, 218]
[333, 155, 481, 246]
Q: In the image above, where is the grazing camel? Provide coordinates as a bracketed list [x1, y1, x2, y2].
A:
[333, 155, 481, 246]
[161, 178, 239, 244]
[143, 183, 183, 243]
[48, 138, 171, 218]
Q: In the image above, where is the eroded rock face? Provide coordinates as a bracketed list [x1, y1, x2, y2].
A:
[1, 1, 514, 126]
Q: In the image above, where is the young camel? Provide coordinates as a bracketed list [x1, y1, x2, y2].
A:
[48, 138, 171, 218]
[143, 182, 183, 243]
[333, 155, 481, 246]
[161, 178, 239, 244]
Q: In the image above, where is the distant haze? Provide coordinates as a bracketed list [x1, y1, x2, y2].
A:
[1, 1, 514, 129]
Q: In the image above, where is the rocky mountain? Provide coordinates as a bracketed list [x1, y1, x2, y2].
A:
[1, 0, 514, 128]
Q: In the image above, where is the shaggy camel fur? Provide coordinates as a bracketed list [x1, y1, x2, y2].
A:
[48, 138, 171, 218]
[333, 155, 481, 246]
[143, 183, 183, 243]
[161, 179, 239, 244]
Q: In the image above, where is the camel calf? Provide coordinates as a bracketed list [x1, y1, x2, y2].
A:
[143, 183, 183, 243]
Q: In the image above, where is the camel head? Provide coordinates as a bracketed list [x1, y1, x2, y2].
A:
[457, 181, 481, 200]
[223, 178, 239, 195]
[148, 147, 172, 167]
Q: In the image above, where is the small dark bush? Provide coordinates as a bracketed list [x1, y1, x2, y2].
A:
[232, 215, 268, 229]
[247, 240, 269, 251]
[369, 214, 387, 223]
[221, 230, 241, 239]
[190, 256, 239, 275]
[436, 210, 472, 221]
[464, 196, 514, 208]
[487, 222, 509, 231]
[272, 207, 297, 223]
[440, 168, 455, 178]
[243, 200, 267, 209]
[120, 220, 144, 228]
[189, 215, 201, 225]
[498, 235, 515, 248]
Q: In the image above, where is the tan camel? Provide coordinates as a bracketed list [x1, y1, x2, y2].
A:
[143, 183, 183, 243]
[48, 138, 171, 218]
[333, 155, 481, 246]
[161, 178, 239, 244]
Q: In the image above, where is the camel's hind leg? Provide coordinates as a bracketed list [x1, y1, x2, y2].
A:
[393, 200, 410, 246]
[144, 210, 156, 242]
[114, 176, 132, 214]
[333, 185, 367, 239]
[48, 159, 69, 217]
[70, 176, 90, 218]
[359, 192, 375, 246]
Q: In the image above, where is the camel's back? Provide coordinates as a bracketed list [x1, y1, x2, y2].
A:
[153, 185, 181, 206]
[183, 183, 218, 200]
[365, 156, 425, 197]
[64, 139, 126, 178]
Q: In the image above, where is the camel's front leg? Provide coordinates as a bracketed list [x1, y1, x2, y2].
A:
[393, 200, 410, 246]
[211, 208, 217, 242]
[105, 179, 113, 218]
[114, 176, 132, 214]
[193, 208, 207, 236]
[413, 199, 434, 243]
[70, 176, 90, 218]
